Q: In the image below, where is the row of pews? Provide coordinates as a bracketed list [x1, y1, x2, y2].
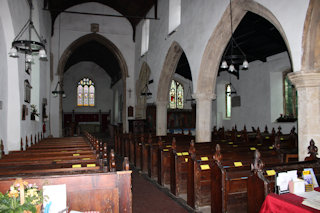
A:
[115, 125, 320, 212]
[0, 132, 132, 213]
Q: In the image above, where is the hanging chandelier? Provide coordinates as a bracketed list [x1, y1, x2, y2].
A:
[220, 0, 248, 79]
[8, 1, 47, 61]
[52, 81, 66, 98]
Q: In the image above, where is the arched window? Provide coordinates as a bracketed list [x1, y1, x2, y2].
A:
[226, 84, 232, 118]
[169, 80, 184, 109]
[77, 78, 95, 107]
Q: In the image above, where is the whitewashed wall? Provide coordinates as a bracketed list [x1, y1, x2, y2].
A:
[0, 0, 51, 152]
[63, 62, 113, 113]
[50, 2, 135, 136]
[134, 0, 309, 103]
[214, 52, 297, 134]
[0, 18, 8, 154]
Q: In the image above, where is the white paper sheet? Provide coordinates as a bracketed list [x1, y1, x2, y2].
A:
[43, 184, 67, 213]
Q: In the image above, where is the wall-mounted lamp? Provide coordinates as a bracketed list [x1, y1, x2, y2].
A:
[52, 81, 66, 98]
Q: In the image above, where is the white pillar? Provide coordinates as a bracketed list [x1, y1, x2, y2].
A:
[288, 71, 320, 160]
[156, 101, 167, 136]
[194, 93, 215, 142]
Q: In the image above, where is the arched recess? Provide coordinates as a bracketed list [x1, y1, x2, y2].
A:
[301, 0, 320, 72]
[57, 33, 129, 132]
[157, 41, 184, 103]
[156, 41, 184, 135]
[196, 0, 292, 96]
[136, 62, 151, 119]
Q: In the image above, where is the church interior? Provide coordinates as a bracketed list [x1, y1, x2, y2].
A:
[0, 0, 320, 212]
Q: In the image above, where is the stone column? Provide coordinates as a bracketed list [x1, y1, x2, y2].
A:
[193, 93, 216, 142]
[288, 71, 320, 160]
[156, 101, 168, 136]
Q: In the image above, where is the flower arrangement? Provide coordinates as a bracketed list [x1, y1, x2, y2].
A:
[30, 105, 40, 117]
[0, 179, 46, 213]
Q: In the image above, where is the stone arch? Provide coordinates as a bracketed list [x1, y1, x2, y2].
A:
[196, 0, 292, 97]
[136, 62, 151, 119]
[57, 33, 129, 132]
[156, 41, 184, 135]
[301, 0, 320, 72]
[156, 41, 184, 103]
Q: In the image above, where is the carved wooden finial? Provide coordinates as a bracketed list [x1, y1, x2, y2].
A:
[290, 126, 296, 134]
[172, 137, 177, 151]
[110, 149, 116, 172]
[277, 126, 282, 135]
[243, 125, 247, 131]
[274, 135, 281, 150]
[213, 144, 222, 162]
[148, 133, 152, 144]
[264, 125, 269, 134]
[306, 139, 318, 160]
[1, 139, 4, 157]
[252, 127, 256, 132]
[189, 140, 196, 158]
[26, 136, 29, 149]
[20, 138, 23, 151]
[158, 137, 163, 148]
[123, 157, 130, 171]
[251, 149, 264, 173]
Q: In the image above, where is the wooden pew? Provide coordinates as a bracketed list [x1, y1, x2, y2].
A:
[247, 139, 320, 213]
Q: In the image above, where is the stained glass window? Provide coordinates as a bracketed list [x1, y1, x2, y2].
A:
[169, 80, 184, 109]
[77, 78, 95, 107]
[226, 84, 232, 118]
[177, 83, 183, 109]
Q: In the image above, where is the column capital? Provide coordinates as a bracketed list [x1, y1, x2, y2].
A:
[288, 71, 320, 88]
[192, 92, 216, 101]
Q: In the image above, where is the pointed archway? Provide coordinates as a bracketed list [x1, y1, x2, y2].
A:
[195, 0, 291, 142]
[136, 62, 151, 119]
[56, 33, 128, 134]
[156, 41, 183, 135]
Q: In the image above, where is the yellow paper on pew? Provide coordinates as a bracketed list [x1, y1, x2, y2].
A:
[201, 157, 209, 161]
[163, 149, 169, 151]
[73, 153, 80, 156]
[177, 153, 182, 156]
[265, 136, 270, 139]
[233, 145, 238, 147]
[185, 158, 188, 162]
[250, 147, 256, 151]
[266, 170, 276, 176]
[269, 146, 274, 149]
[166, 145, 172, 148]
[200, 164, 210, 170]
[87, 164, 96, 167]
[234, 162, 243, 167]
[72, 164, 82, 168]
[257, 144, 262, 146]
[228, 142, 233, 144]
[61, 151, 67, 152]
[280, 137, 284, 140]
[237, 135, 241, 138]
[182, 152, 189, 156]
[82, 158, 90, 160]
[303, 170, 310, 176]
[54, 159, 62, 162]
